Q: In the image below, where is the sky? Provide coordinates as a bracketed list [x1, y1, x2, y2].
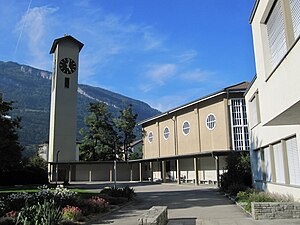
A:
[0, 0, 256, 112]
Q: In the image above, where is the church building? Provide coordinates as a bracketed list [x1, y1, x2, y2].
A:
[139, 82, 250, 185]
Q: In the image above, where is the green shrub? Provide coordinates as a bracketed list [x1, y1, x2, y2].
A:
[220, 152, 252, 195]
[16, 199, 62, 225]
[3, 185, 79, 214]
[100, 186, 135, 200]
[236, 189, 292, 212]
[236, 188, 255, 202]
[0, 217, 15, 225]
[122, 186, 135, 200]
[227, 183, 248, 196]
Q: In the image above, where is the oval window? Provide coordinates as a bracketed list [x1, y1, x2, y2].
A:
[206, 113, 216, 130]
[163, 127, 170, 140]
[148, 131, 154, 143]
[182, 121, 190, 136]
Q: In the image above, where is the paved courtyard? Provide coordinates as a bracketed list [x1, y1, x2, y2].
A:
[71, 182, 300, 225]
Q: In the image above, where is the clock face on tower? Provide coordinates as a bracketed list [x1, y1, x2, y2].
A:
[59, 58, 77, 74]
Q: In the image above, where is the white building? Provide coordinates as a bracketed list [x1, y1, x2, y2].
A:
[246, 0, 300, 200]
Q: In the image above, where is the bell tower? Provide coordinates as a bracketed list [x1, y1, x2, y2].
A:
[48, 35, 84, 164]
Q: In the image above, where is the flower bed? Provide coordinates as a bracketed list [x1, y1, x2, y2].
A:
[0, 185, 133, 225]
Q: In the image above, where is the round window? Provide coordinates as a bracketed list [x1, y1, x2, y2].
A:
[163, 127, 170, 140]
[206, 113, 216, 130]
[182, 121, 190, 135]
[148, 131, 154, 143]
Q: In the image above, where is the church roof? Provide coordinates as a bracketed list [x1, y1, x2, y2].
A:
[50, 35, 84, 54]
[138, 81, 250, 125]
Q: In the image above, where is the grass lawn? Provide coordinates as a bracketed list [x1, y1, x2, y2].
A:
[0, 185, 99, 197]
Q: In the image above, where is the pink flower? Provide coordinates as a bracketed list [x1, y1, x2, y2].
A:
[6, 210, 17, 218]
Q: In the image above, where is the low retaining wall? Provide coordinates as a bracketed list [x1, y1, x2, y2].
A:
[251, 202, 300, 220]
[138, 206, 168, 225]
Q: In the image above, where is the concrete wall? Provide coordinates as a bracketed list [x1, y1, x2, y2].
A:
[199, 100, 230, 151]
[53, 162, 140, 182]
[144, 123, 160, 159]
[266, 183, 300, 202]
[176, 107, 201, 155]
[159, 118, 176, 157]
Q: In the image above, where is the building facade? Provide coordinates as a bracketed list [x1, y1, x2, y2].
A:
[140, 82, 249, 185]
[246, 0, 300, 200]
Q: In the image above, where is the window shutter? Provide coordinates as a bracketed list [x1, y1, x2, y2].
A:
[286, 137, 300, 185]
[254, 150, 263, 180]
[290, 0, 300, 39]
[264, 147, 272, 182]
[273, 142, 285, 184]
[266, 0, 287, 68]
[249, 96, 258, 127]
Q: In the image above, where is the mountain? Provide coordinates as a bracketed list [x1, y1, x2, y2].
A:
[0, 61, 160, 147]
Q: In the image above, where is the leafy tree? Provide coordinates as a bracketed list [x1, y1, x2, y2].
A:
[128, 146, 143, 160]
[79, 102, 121, 161]
[114, 104, 138, 161]
[0, 100, 23, 173]
[220, 151, 252, 196]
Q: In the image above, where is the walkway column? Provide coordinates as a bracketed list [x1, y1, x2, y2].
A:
[162, 161, 166, 183]
[109, 166, 113, 182]
[194, 157, 199, 186]
[214, 156, 220, 187]
[139, 162, 143, 182]
[68, 165, 71, 183]
[149, 161, 154, 182]
[177, 159, 181, 184]
[49, 164, 53, 182]
[130, 164, 133, 181]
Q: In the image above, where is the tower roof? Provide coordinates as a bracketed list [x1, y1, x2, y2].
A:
[50, 35, 84, 54]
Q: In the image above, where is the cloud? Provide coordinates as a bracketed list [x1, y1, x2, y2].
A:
[176, 50, 198, 63]
[65, 6, 166, 81]
[15, 6, 58, 68]
[146, 64, 176, 84]
[142, 26, 165, 51]
[147, 87, 206, 112]
[139, 64, 176, 92]
[180, 69, 215, 82]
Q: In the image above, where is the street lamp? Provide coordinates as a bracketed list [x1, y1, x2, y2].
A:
[55, 150, 60, 185]
[113, 145, 120, 189]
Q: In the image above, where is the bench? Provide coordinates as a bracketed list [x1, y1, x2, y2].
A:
[138, 206, 168, 225]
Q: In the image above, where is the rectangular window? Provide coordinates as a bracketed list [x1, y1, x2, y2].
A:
[290, 0, 300, 39]
[286, 137, 300, 185]
[266, 0, 287, 68]
[249, 93, 260, 128]
[273, 142, 285, 184]
[264, 147, 272, 182]
[65, 77, 70, 88]
[230, 99, 249, 150]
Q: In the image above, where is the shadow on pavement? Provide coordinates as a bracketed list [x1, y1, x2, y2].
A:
[168, 218, 197, 225]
